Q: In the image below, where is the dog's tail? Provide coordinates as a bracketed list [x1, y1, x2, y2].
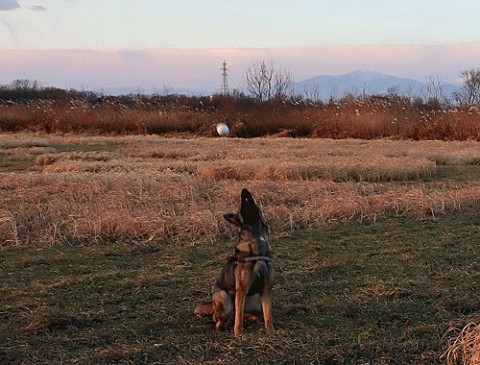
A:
[194, 302, 214, 316]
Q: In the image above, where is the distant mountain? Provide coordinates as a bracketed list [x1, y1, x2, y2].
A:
[93, 70, 460, 100]
[294, 70, 459, 101]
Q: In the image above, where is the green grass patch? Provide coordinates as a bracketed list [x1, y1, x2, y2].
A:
[2, 209, 480, 364]
[0, 154, 37, 172]
[0, 140, 118, 172]
[433, 165, 480, 182]
[50, 142, 119, 154]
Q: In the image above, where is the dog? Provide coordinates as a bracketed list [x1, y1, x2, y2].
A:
[194, 188, 274, 336]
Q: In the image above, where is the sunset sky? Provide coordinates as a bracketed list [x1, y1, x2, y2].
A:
[1, 0, 480, 92]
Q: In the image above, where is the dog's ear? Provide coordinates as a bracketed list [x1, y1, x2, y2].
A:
[224, 213, 242, 227]
[240, 188, 261, 226]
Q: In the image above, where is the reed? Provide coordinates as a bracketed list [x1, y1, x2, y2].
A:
[2, 95, 480, 140]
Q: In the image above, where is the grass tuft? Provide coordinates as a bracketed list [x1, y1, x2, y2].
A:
[444, 322, 480, 365]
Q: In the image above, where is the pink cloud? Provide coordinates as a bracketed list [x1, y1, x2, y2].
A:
[1, 44, 479, 92]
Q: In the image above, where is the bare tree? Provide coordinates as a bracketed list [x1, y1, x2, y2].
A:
[11, 79, 39, 90]
[245, 61, 293, 102]
[245, 61, 273, 102]
[273, 68, 294, 100]
[304, 83, 322, 102]
[453, 68, 480, 105]
[421, 75, 446, 108]
[421, 75, 445, 102]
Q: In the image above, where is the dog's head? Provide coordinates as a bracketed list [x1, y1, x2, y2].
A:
[224, 188, 269, 256]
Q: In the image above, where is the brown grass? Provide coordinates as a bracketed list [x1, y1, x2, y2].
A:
[444, 322, 480, 365]
[2, 95, 480, 140]
[2, 134, 480, 246]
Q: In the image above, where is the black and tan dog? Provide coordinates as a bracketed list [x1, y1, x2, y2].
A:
[194, 188, 274, 336]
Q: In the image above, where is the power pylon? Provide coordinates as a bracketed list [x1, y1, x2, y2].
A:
[220, 60, 229, 95]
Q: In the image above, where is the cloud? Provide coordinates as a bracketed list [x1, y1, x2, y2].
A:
[0, 19, 19, 47]
[0, 0, 20, 11]
[30, 5, 46, 11]
[1, 45, 480, 92]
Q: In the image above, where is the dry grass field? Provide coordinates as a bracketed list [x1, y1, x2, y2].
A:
[1, 134, 480, 246]
[2, 133, 480, 364]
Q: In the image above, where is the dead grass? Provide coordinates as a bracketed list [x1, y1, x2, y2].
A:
[3, 95, 480, 140]
[1, 134, 480, 246]
[197, 155, 436, 182]
[444, 323, 480, 365]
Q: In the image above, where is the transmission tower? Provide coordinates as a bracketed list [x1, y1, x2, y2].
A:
[220, 60, 229, 95]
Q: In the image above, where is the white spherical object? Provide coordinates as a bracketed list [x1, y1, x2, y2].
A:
[216, 123, 230, 136]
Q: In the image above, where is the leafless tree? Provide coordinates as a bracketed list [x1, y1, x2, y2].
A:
[421, 75, 445, 105]
[419, 75, 447, 108]
[245, 61, 293, 102]
[273, 68, 294, 100]
[304, 83, 321, 102]
[453, 68, 480, 105]
[11, 79, 39, 90]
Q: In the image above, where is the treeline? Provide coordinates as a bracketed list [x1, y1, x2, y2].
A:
[0, 79, 98, 103]
[0, 77, 458, 111]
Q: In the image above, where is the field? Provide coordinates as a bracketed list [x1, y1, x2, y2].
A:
[2, 134, 480, 364]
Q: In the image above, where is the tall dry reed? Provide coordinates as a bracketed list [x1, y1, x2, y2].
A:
[2, 95, 480, 140]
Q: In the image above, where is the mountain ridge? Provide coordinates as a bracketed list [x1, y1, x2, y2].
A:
[294, 70, 459, 100]
[91, 70, 460, 99]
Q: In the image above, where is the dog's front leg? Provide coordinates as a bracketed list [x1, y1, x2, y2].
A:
[234, 263, 252, 337]
[262, 268, 275, 333]
[262, 285, 274, 333]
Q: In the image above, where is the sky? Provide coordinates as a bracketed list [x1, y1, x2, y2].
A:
[1, 0, 480, 93]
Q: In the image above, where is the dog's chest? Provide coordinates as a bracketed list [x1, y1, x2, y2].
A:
[236, 236, 268, 256]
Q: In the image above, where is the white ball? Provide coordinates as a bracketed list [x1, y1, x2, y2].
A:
[216, 123, 229, 136]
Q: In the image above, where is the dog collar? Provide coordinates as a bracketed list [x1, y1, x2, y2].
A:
[243, 256, 272, 262]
